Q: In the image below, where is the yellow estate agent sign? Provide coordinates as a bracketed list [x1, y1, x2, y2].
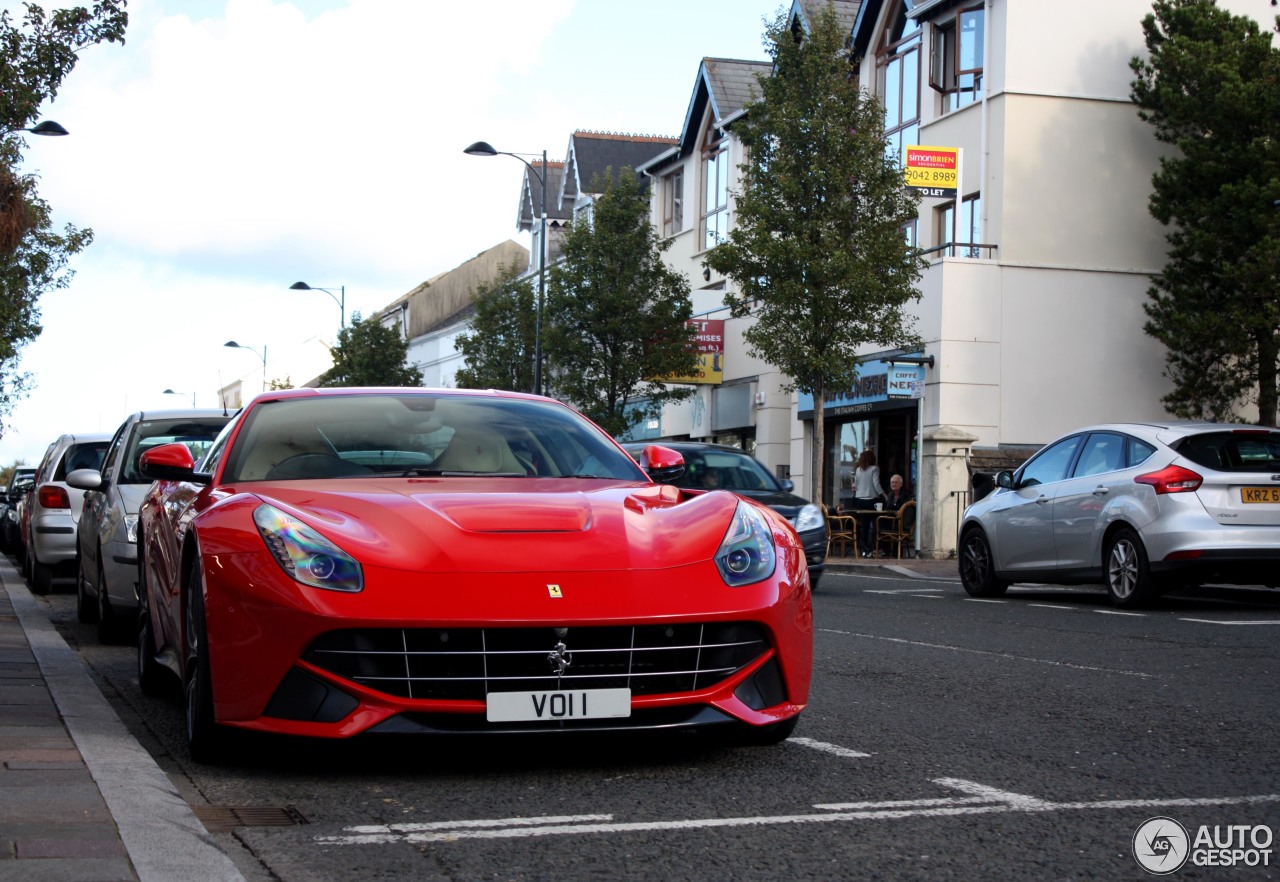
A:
[904, 145, 959, 197]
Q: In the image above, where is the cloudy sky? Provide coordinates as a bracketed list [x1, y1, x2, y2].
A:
[0, 0, 785, 467]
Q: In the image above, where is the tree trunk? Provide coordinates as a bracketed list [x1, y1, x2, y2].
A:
[1258, 328, 1278, 427]
[811, 379, 825, 507]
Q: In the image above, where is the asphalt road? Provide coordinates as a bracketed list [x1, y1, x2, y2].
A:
[36, 569, 1280, 881]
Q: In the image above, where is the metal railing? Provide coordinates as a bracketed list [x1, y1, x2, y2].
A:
[921, 242, 998, 262]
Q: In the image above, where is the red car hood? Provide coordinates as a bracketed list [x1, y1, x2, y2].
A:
[214, 478, 743, 574]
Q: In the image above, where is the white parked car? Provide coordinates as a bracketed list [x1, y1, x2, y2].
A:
[958, 422, 1280, 607]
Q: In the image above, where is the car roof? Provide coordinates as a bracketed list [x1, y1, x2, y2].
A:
[129, 407, 231, 422]
[620, 440, 755, 456]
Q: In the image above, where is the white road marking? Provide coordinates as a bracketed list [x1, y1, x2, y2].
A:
[314, 779, 1280, 846]
[818, 628, 1156, 678]
[913, 594, 945, 599]
[1028, 604, 1074, 610]
[1095, 609, 1145, 617]
[1179, 618, 1280, 626]
[965, 598, 1006, 603]
[787, 737, 872, 758]
[865, 588, 944, 595]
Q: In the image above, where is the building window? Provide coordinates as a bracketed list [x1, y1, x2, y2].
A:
[663, 170, 684, 237]
[902, 218, 918, 248]
[936, 193, 982, 257]
[931, 5, 984, 113]
[877, 1, 921, 164]
[702, 127, 729, 250]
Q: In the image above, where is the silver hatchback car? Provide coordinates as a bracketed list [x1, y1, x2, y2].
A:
[68, 409, 231, 642]
[958, 422, 1280, 607]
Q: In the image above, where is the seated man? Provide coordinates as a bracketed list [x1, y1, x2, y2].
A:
[701, 467, 723, 489]
[883, 473, 913, 512]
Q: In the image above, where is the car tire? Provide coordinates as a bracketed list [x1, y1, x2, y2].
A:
[31, 558, 54, 595]
[959, 528, 1008, 597]
[97, 557, 129, 644]
[1105, 527, 1155, 608]
[136, 556, 168, 698]
[76, 562, 99, 623]
[184, 552, 224, 763]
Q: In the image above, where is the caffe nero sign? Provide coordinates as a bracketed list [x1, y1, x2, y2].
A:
[797, 359, 924, 420]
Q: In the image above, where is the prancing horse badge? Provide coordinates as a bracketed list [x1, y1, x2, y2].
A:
[547, 584, 563, 598]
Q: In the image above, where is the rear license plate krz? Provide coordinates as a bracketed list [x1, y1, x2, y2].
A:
[486, 688, 631, 722]
[1240, 487, 1280, 504]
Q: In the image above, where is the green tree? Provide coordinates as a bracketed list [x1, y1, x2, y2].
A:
[703, 4, 923, 504]
[0, 3, 128, 433]
[319, 312, 424, 387]
[1130, 0, 1280, 426]
[544, 170, 697, 437]
[454, 263, 537, 392]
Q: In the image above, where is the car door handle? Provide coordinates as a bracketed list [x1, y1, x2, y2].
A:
[1035, 495, 1049, 505]
[1092, 485, 1110, 496]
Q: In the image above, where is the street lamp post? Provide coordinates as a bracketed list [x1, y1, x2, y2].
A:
[162, 388, 196, 408]
[464, 140, 547, 396]
[4, 120, 69, 137]
[289, 281, 345, 330]
[224, 341, 267, 392]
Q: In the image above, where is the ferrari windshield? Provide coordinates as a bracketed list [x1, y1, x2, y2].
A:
[220, 393, 648, 482]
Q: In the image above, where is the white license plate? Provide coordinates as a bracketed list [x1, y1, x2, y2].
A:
[486, 688, 631, 723]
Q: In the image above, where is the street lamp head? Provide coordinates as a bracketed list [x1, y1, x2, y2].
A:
[289, 281, 312, 291]
[224, 340, 242, 349]
[463, 141, 498, 157]
[26, 120, 68, 136]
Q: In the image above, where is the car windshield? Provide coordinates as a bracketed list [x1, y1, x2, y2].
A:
[658, 449, 782, 493]
[220, 393, 648, 483]
[1175, 430, 1280, 473]
[122, 417, 231, 484]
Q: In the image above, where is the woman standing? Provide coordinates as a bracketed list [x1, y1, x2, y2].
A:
[852, 449, 882, 557]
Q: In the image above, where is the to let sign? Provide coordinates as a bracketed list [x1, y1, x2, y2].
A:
[904, 145, 959, 197]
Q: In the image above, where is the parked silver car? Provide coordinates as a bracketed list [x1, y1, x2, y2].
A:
[68, 409, 231, 642]
[25, 433, 113, 594]
[958, 422, 1280, 607]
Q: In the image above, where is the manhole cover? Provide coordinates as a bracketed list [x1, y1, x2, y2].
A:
[194, 805, 309, 833]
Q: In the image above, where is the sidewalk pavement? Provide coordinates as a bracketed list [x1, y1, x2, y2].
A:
[0, 548, 952, 881]
[0, 558, 245, 882]
[822, 549, 959, 581]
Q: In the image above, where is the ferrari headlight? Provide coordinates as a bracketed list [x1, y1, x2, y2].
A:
[793, 504, 823, 534]
[123, 514, 139, 544]
[714, 501, 777, 587]
[253, 503, 363, 593]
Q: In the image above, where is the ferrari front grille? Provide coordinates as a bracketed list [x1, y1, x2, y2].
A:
[302, 622, 770, 700]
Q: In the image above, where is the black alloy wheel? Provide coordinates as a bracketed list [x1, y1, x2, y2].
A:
[136, 554, 167, 698]
[959, 528, 1009, 597]
[96, 556, 129, 644]
[76, 555, 98, 624]
[184, 552, 222, 763]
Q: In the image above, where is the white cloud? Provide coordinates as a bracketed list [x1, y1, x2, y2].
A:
[1, 0, 779, 466]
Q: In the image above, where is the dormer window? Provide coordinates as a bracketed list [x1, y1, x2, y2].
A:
[930, 4, 984, 113]
[663, 170, 684, 238]
[702, 127, 729, 251]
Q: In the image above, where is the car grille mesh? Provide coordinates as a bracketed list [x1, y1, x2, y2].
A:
[302, 622, 770, 700]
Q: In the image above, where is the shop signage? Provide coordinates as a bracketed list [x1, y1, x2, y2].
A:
[665, 319, 724, 385]
[797, 359, 925, 419]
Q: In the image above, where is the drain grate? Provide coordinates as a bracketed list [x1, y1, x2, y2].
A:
[194, 805, 309, 833]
